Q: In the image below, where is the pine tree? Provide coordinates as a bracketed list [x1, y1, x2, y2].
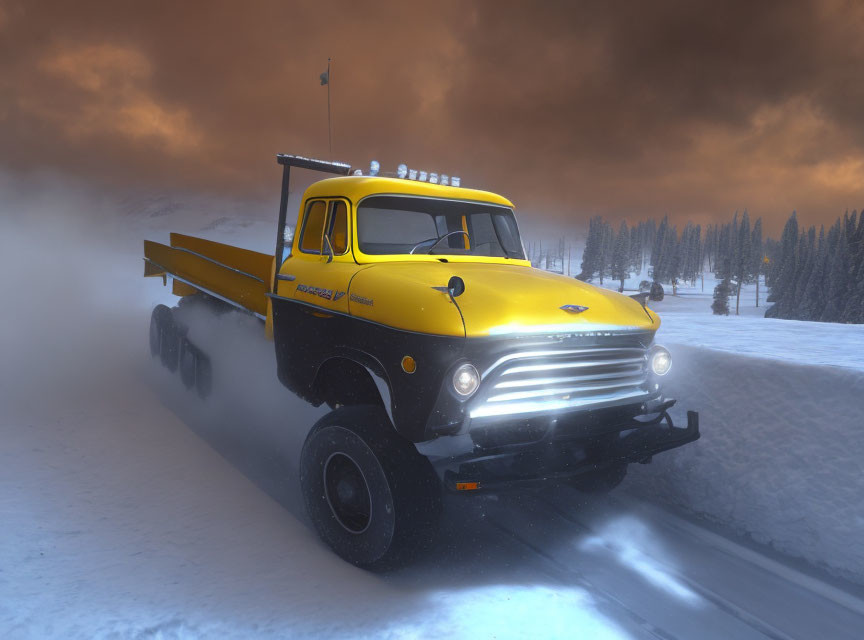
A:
[612, 220, 631, 291]
[629, 225, 641, 275]
[715, 221, 733, 281]
[692, 224, 703, 285]
[802, 226, 827, 320]
[733, 211, 751, 314]
[704, 225, 714, 272]
[643, 219, 656, 272]
[666, 225, 681, 294]
[791, 228, 816, 319]
[712, 278, 732, 315]
[845, 257, 864, 323]
[840, 211, 863, 322]
[751, 218, 764, 307]
[817, 213, 858, 322]
[577, 216, 603, 281]
[766, 212, 799, 318]
[651, 216, 669, 284]
[598, 221, 614, 285]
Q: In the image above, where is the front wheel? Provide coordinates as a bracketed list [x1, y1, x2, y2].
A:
[300, 405, 441, 570]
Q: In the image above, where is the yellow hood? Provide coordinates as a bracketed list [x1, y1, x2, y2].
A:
[347, 261, 658, 338]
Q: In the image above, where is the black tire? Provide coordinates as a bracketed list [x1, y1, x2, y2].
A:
[149, 305, 171, 357]
[569, 462, 628, 494]
[159, 311, 181, 372]
[300, 405, 442, 570]
[179, 339, 197, 389]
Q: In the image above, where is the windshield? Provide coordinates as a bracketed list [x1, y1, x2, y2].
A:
[356, 196, 525, 258]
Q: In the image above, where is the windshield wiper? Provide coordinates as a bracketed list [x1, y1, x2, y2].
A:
[426, 230, 470, 255]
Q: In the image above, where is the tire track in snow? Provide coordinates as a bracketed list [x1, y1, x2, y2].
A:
[536, 493, 796, 640]
[482, 489, 789, 640]
[483, 499, 683, 640]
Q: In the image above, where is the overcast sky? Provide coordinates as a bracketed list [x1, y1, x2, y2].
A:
[2, 0, 863, 232]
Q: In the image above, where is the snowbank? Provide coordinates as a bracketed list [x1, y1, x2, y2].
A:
[627, 344, 864, 584]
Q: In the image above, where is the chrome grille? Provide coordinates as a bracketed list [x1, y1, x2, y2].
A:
[469, 347, 652, 420]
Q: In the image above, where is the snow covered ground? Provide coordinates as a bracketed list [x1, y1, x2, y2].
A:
[2, 178, 864, 638]
[588, 277, 864, 582]
[652, 278, 864, 371]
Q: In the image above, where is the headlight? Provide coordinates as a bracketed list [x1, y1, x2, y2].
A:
[649, 345, 672, 376]
[452, 363, 480, 397]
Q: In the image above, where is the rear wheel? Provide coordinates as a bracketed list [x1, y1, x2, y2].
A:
[300, 405, 441, 570]
[157, 310, 180, 372]
[179, 339, 197, 389]
[149, 305, 172, 357]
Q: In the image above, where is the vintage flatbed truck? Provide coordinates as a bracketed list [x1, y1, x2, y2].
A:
[144, 154, 700, 568]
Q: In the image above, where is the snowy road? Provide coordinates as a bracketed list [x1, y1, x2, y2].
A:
[163, 336, 864, 640]
[2, 205, 863, 639]
[4, 322, 863, 639]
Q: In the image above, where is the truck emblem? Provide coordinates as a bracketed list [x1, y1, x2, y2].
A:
[560, 304, 589, 314]
[297, 283, 345, 302]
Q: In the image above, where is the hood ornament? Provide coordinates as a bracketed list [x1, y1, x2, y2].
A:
[560, 304, 589, 314]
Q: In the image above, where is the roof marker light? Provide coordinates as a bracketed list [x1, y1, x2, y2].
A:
[441, 174, 449, 186]
[429, 172, 439, 184]
[353, 169, 363, 176]
[408, 169, 418, 180]
[418, 170, 428, 182]
[397, 163, 408, 179]
[452, 176, 461, 187]
[369, 160, 380, 176]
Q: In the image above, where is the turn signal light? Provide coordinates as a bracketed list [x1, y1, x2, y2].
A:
[401, 355, 417, 374]
[456, 482, 480, 491]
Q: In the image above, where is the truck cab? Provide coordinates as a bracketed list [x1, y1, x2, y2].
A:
[270, 172, 675, 445]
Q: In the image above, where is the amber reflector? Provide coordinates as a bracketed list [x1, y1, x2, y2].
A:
[401, 356, 417, 374]
[455, 482, 480, 491]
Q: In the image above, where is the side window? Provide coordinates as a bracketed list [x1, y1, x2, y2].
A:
[300, 200, 327, 253]
[327, 201, 349, 255]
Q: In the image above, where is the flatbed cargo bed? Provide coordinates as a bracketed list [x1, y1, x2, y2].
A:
[144, 233, 273, 319]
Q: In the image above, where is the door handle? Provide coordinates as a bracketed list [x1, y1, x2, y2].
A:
[276, 274, 296, 282]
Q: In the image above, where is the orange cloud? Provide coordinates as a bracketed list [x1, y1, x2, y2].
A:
[30, 43, 201, 154]
[3, 1, 864, 233]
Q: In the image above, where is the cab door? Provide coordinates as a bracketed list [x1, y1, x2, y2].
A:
[276, 198, 359, 314]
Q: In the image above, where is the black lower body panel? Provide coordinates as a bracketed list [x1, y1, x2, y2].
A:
[442, 410, 700, 491]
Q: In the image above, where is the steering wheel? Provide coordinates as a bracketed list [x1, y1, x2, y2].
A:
[409, 230, 470, 255]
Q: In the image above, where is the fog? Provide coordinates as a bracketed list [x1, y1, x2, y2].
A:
[0, 174, 635, 637]
[4, 173, 864, 638]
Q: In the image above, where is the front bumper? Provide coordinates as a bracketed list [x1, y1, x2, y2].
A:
[439, 408, 700, 492]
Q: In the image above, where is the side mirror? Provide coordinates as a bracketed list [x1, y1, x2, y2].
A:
[629, 292, 648, 309]
[448, 275, 465, 297]
[323, 235, 334, 264]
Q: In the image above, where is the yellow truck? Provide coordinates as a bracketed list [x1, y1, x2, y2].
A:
[144, 154, 699, 568]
